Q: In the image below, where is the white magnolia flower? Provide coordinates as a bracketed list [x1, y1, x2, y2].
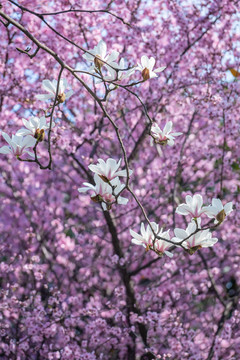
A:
[151, 121, 182, 146]
[154, 229, 175, 258]
[36, 79, 73, 102]
[82, 40, 119, 72]
[173, 219, 218, 254]
[136, 55, 166, 80]
[88, 158, 133, 183]
[0, 132, 36, 157]
[78, 174, 128, 211]
[131, 223, 174, 257]
[203, 198, 233, 224]
[16, 116, 54, 141]
[176, 194, 209, 218]
[103, 58, 136, 89]
[130, 222, 159, 249]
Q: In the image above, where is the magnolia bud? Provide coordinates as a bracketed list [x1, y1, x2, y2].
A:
[94, 55, 104, 70]
[57, 92, 66, 103]
[216, 209, 226, 223]
[142, 68, 150, 81]
[34, 129, 45, 142]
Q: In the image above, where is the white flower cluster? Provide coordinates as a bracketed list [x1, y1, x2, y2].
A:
[78, 158, 132, 211]
[82, 40, 166, 85]
[35, 79, 73, 103]
[0, 79, 73, 159]
[151, 121, 182, 147]
[131, 194, 233, 257]
[0, 116, 52, 158]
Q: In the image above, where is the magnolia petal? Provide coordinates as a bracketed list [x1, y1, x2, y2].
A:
[102, 202, 107, 211]
[107, 51, 119, 63]
[131, 239, 145, 246]
[36, 93, 54, 100]
[212, 198, 223, 210]
[167, 139, 174, 146]
[16, 129, 32, 136]
[174, 228, 187, 239]
[224, 202, 233, 215]
[22, 118, 33, 130]
[98, 40, 107, 58]
[171, 132, 183, 136]
[130, 229, 144, 243]
[154, 66, 166, 73]
[82, 52, 94, 61]
[78, 187, 91, 193]
[1, 131, 12, 146]
[164, 250, 173, 258]
[201, 237, 218, 247]
[42, 79, 56, 94]
[117, 196, 128, 205]
[149, 71, 158, 79]
[0, 145, 11, 154]
[163, 121, 172, 134]
[175, 204, 191, 215]
[148, 57, 156, 71]
[65, 90, 74, 100]
[26, 151, 35, 158]
[141, 55, 149, 68]
[194, 194, 203, 212]
[22, 136, 36, 148]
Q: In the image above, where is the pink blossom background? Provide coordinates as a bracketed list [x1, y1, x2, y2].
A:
[0, 0, 239, 359]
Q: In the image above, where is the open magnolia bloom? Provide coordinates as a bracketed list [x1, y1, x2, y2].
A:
[203, 198, 233, 224]
[136, 55, 166, 80]
[151, 121, 182, 146]
[130, 223, 174, 257]
[16, 116, 54, 142]
[173, 219, 218, 254]
[78, 174, 128, 211]
[88, 158, 133, 183]
[130, 222, 158, 249]
[176, 194, 210, 218]
[154, 229, 176, 258]
[82, 40, 119, 72]
[35, 79, 73, 103]
[0, 132, 36, 157]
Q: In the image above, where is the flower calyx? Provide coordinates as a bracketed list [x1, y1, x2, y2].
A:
[186, 245, 202, 255]
[57, 92, 66, 103]
[216, 209, 226, 224]
[91, 194, 103, 203]
[34, 128, 45, 142]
